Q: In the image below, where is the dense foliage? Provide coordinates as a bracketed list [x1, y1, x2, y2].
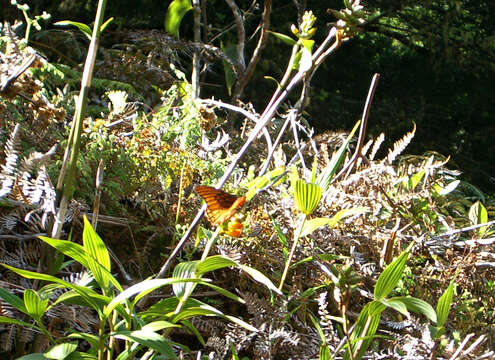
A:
[0, 0, 493, 359]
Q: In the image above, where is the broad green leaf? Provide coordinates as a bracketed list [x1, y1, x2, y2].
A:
[172, 261, 199, 297]
[469, 201, 488, 236]
[16, 354, 49, 360]
[309, 312, 330, 359]
[240, 265, 282, 295]
[268, 31, 297, 45]
[436, 280, 455, 327]
[44, 342, 77, 360]
[65, 352, 97, 360]
[0, 315, 36, 328]
[317, 120, 360, 192]
[53, 290, 121, 318]
[391, 296, 437, 323]
[195, 255, 237, 275]
[24, 289, 49, 322]
[38, 237, 89, 269]
[381, 298, 408, 317]
[142, 321, 179, 332]
[169, 302, 258, 332]
[164, 0, 193, 37]
[113, 329, 177, 359]
[294, 180, 322, 215]
[82, 217, 112, 291]
[374, 248, 410, 300]
[82, 217, 111, 271]
[347, 302, 381, 360]
[0, 287, 26, 313]
[105, 278, 203, 317]
[2, 264, 105, 316]
[301, 208, 367, 237]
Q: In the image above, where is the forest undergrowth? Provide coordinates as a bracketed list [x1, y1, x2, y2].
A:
[0, 1, 494, 359]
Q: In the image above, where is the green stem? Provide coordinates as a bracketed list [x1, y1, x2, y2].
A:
[173, 227, 221, 316]
[51, 0, 108, 240]
[279, 214, 306, 290]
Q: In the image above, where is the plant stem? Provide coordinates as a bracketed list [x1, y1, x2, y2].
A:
[51, 0, 108, 240]
[279, 214, 306, 290]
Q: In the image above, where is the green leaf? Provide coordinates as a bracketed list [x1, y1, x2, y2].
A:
[381, 298, 408, 317]
[220, 41, 237, 96]
[374, 248, 410, 300]
[65, 352, 97, 360]
[436, 280, 455, 327]
[24, 289, 49, 322]
[2, 264, 106, 316]
[44, 343, 77, 360]
[391, 296, 437, 323]
[105, 278, 202, 318]
[82, 217, 113, 291]
[239, 265, 282, 295]
[469, 201, 488, 236]
[317, 120, 360, 192]
[0, 315, 36, 328]
[113, 329, 177, 359]
[195, 255, 237, 275]
[347, 302, 382, 360]
[293, 180, 322, 215]
[246, 167, 286, 201]
[100, 17, 114, 33]
[82, 217, 111, 271]
[38, 236, 89, 269]
[0, 287, 26, 314]
[54, 21, 92, 39]
[164, 0, 193, 37]
[142, 321, 179, 332]
[270, 214, 288, 259]
[172, 261, 199, 298]
[407, 169, 425, 191]
[301, 208, 367, 237]
[67, 332, 99, 351]
[16, 354, 49, 360]
[268, 31, 297, 45]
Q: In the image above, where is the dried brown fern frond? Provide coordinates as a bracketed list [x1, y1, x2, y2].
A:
[0, 124, 22, 197]
[369, 132, 385, 161]
[384, 123, 416, 164]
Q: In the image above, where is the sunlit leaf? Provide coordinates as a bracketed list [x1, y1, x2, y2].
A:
[164, 0, 193, 37]
[436, 280, 455, 327]
[293, 180, 322, 215]
[374, 248, 410, 300]
[268, 31, 297, 45]
[44, 343, 77, 360]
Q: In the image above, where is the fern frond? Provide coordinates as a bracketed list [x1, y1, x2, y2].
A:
[0, 124, 22, 197]
[385, 123, 416, 164]
[369, 133, 385, 161]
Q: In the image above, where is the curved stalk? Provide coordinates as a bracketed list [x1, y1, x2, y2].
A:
[279, 214, 306, 290]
